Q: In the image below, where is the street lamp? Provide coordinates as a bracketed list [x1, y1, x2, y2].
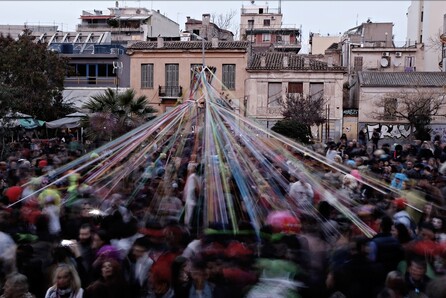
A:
[190, 32, 206, 67]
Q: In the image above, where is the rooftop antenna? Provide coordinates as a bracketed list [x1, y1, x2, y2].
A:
[278, 0, 281, 14]
[356, 13, 358, 26]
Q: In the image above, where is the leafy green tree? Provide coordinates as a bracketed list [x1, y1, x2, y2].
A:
[82, 88, 157, 141]
[278, 93, 326, 142]
[272, 119, 312, 144]
[0, 30, 73, 120]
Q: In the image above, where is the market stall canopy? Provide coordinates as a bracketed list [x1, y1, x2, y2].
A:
[46, 112, 87, 129]
[0, 112, 45, 129]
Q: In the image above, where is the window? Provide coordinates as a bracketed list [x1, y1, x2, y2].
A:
[384, 98, 398, 120]
[421, 11, 424, 22]
[141, 64, 154, 88]
[288, 82, 303, 94]
[263, 19, 270, 26]
[165, 64, 179, 87]
[310, 83, 324, 101]
[276, 35, 282, 43]
[268, 82, 282, 107]
[262, 33, 271, 42]
[354, 56, 363, 71]
[190, 63, 202, 87]
[248, 19, 254, 29]
[405, 56, 414, 67]
[222, 64, 236, 90]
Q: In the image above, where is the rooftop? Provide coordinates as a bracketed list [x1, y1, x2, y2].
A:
[247, 52, 345, 71]
[127, 40, 249, 50]
[358, 72, 446, 87]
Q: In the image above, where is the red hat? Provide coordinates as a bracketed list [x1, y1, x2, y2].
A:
[266, 210, 301, 234]
[225, 241, 253, 258]
[38, 160, 48, 169]
[393, 198, 407, 210]
[150, 252, 178, 284]
[4, 186, 22, 203]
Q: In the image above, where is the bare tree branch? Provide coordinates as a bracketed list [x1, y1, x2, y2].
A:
[210, 9, 239, 39]
[281, 93, 327, 126]
[371, 85, 446, 140]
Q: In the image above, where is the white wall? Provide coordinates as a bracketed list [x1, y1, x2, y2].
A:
[406, 0, 446, 71]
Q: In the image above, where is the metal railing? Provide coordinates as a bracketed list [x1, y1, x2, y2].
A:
[158, 86, 183, 97]
[64, 77, 118, 87]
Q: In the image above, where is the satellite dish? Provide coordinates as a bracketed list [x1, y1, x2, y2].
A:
[380, 57, 389, 68]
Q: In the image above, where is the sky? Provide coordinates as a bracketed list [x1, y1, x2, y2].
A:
[1, 1, 412, 51]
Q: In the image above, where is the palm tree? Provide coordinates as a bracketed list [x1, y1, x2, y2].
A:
[82, 88, 157, 142]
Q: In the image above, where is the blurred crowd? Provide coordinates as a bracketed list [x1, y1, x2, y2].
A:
[1, 132, 446, 298]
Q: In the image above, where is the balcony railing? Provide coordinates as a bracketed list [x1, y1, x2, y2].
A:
[64, 77, 118, 87]
[77, 24, 144, 32]
[159, 86, 183, 97]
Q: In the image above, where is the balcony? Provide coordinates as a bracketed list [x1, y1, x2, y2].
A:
[272, 40, 301, 53]
[77, 24, 144, 33]
[64, 77, 118, 87]
[159, 86, 183, 98]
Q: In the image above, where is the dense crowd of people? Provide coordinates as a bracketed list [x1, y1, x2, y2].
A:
[1, 132, 446, 298]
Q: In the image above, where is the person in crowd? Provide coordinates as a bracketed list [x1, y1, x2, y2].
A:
[1, 273, 35, 298]
[77, 223, 94, 273]
[122, 236, 153, 297]
[183, 164, 201, 228]
[44, 264, 83, 298]
[369, 216, 404, 284]
[403, 257, 432, 296]
[171, 256, 192, 298]
[85, 259, 128, 298]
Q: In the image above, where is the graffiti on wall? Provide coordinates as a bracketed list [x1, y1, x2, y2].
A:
[432, 127, 446, 143]
[363, 124, 415, 140]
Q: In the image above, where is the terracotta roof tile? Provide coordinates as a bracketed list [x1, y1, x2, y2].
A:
[247, 52, 345, 71]
[358, 71, 446, 87]
[128, 41, 249, 50]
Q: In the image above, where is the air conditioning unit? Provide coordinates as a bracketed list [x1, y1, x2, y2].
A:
[395, 52, 402, 58]
[382, 52, 390, 57]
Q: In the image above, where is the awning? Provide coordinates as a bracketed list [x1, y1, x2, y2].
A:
[18, 119, 45, 129]
[46, 117, 82, 129]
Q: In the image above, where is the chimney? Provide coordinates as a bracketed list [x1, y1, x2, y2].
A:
[283, 55, 289, 68]
[260, 56, 266, 67]
[202, 14, 210, 26]
[327, 56, 333, 67]
[157, 36, 164, 48]
[304, 57, 310, 68]
[187, 16, 190, 22]
[211, 37, 218, 48]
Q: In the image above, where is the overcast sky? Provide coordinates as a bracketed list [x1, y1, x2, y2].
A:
[1, 1, 411, 51]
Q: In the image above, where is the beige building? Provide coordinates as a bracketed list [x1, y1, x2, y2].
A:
[77, 6, 179, 45]
[185, 14, 234, 41]
[356, 71, 446, 143]
[245, 52, 346, 141]
[309, 33, 341, 55]
[126, 38, 249, 113]
[240, 2, 301, 53]
[349, 44, 424, 73]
